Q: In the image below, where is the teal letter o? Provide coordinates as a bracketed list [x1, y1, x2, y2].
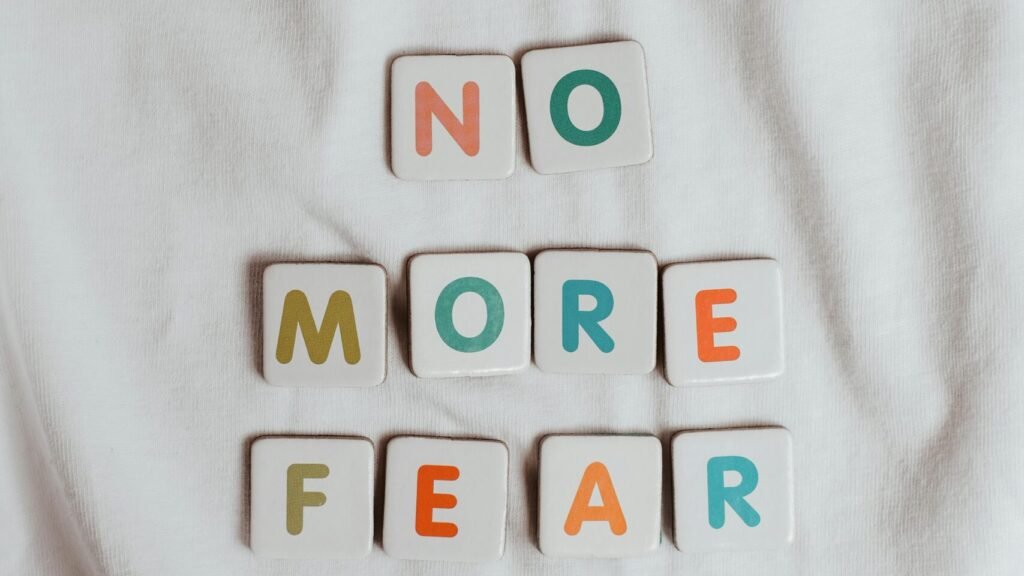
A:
[549, 69, 622, 146]
[434, 277, 504, 353]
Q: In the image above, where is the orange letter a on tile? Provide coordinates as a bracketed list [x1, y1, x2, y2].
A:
[415, 81, 480, 157]
[564, 462, 627, 536]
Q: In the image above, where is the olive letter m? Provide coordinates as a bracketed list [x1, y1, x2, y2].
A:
[275, 290, 361, 365]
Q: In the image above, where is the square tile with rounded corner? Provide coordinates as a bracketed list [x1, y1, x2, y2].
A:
[250, 436, 374, 559]
[672, 427, 794, 551]
[538, 435, 661, 558]
[521, 41, 653, 174]
[662, 259, 784, 386]
[383, 436, 509, 562]
[262, 263, 386, 387]
[533, 250, 657, 374]
[409, 252, 530, 378]
[391, 54, 516, 180]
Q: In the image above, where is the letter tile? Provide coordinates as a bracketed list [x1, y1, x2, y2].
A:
[534, 250, 657, 374]
[383, 436, 509, 562]
[391, 55, 516, 180]
[250, 437, 374, 559]
[662, 259, 784, 386]
[538, 435, 661, 558]
[262, 263, 387, 387]
[410, 252, 530, 378]
[521, 41, 653, 174]
[672, 427, 794, 550]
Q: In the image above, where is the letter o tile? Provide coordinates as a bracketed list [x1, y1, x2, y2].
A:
[522, 41, 653, 174]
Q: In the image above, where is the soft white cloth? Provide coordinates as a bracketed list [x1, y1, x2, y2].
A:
[2, 1, 1022, 574]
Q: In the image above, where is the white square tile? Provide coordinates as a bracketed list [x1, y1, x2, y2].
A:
[391, 55, 516, 180]
[662, 259, 784, 386]
[538, 435, 661, 558]
[521, 41, 653, 174]
[672, 428, 794, 551]
[250, 436, 374, 559]
[410, 252, 530, 378]
[533, 250, 657, 374]
[383, 437, 509, 562]
[262, 263, 387, 387]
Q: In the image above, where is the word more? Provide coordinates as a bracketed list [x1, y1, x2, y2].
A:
[250, 430, 794, 560]
[262, 252, 784, 386]
[391, 40, 653, 179]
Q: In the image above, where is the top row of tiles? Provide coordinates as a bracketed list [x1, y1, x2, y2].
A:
[391, 41, 652, 179]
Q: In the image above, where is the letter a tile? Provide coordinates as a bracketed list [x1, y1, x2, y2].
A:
[383, 437, 509, 562]
[391, 55, 516, 180]
[672, 428, 794, 550]
[522, 41, 653, 174]
[538, 435, 661, 558]
[662, 259, 784, 386]
[262, 263, 387, 387]
[250, 437, 374, 559]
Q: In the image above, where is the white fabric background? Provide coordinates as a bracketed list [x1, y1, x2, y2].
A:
[2, 1, 1022, 574]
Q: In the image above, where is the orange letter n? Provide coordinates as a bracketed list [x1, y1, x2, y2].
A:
[415, 81, 480, 157]
[564, 462, 627, 536]
[415, 465, 460, 537]
[695, 288, 740, 362]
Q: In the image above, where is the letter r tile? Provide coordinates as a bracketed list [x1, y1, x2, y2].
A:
[662, 259, 784, 386]
[262, 263, 387, 387]
[383, 436, 509, 562]
[534, 250, 658, 375]
[672, 428, 794, 551]
[250, 437, 374, 559]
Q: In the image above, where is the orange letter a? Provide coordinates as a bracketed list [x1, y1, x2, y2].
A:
[564, 462, 627, 536]
[415, 81, 480, 157]
[695, 288, 741, 362]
